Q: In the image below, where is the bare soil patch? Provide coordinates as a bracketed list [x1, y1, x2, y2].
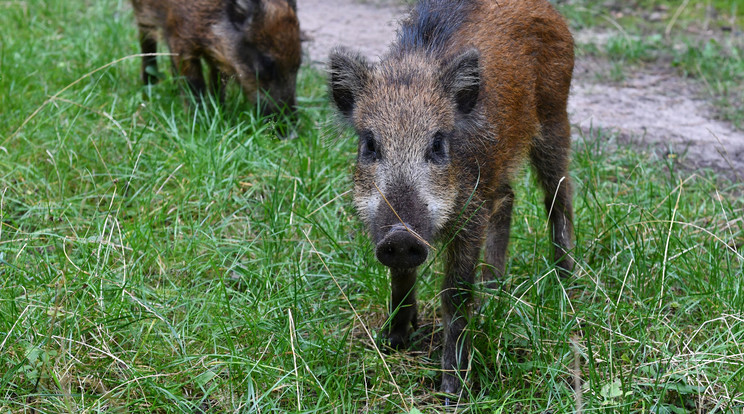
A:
[298, 0, 405, 66]
[297, 0, 744, 181]
[572, 58, 744, 179]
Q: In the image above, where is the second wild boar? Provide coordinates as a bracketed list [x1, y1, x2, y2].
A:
[131, 0, 301, 115]
[328, 0, 575, 396]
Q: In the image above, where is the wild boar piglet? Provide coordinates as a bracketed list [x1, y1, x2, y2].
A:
[131, 0, 301, 115]
[329, 0, 575, 395]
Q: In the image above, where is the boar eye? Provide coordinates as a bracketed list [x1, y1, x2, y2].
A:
[427, 131, 447, 163]
[359, 130, 379, 162]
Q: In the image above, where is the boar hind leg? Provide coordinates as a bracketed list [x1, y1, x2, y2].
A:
[483, 185, 514, 282]
[383, 268, 418, 349]
[137, 26, 159, 85]
[440, 232, 481, 395]
[532, 116, 575, 277]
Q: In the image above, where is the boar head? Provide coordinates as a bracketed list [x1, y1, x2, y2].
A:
[218, 0, 301, 115]
[329, 48, 482, 269]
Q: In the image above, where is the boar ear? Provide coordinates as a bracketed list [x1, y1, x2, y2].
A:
[227, 0, 262, 27]
[441, 48, 481, 115]
[328, 48, 371, 119]
[286, 0, 297, 12]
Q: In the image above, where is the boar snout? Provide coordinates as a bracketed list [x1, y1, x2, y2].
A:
[375, 224, 428, 269]
[260, 91, 296, 117]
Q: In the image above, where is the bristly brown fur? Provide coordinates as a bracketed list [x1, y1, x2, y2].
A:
[131, 0, 301, 114]
[328, 0, 575, 396]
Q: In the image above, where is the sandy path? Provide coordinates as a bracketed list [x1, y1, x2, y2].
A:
[571, 63, 744, 176]
[299, 0, 405, 66]
[297, 0, 744, 179]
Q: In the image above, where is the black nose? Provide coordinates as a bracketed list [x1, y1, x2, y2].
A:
[375, 225, 428, 269]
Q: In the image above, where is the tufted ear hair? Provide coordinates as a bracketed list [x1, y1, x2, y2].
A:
[440, 48, 481, 114]
[328, 47, 372, 120]
[226, 0, 262, 28]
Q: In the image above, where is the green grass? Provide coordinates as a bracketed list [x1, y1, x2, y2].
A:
[2, 0, 744, 412]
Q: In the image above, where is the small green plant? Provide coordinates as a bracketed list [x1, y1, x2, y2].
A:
[18, 344, 57, 384]
[605, 33, 662, 62]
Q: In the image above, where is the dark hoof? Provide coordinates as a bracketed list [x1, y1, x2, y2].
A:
[440, 373, 462, 397]
[556, 257, 574, 279]
[554, 246, 574, 279]
[379, 329, 408, 351]
[434, 370, 462, 406]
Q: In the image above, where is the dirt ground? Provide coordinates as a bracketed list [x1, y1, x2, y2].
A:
[297, 0, 744, 181]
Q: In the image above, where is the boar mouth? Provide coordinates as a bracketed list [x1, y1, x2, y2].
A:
[375, 223, 429, 269]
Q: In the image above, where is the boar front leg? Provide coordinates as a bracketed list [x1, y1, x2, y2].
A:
[440, 225, 483, 395]
[170, 50, 207, 100]
[137, 26, 159, 85]
[383, 267, 418, 349]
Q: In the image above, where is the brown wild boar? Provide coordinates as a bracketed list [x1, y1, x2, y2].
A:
[328, 0, 575, 396]
[131, 0, 301, 115]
